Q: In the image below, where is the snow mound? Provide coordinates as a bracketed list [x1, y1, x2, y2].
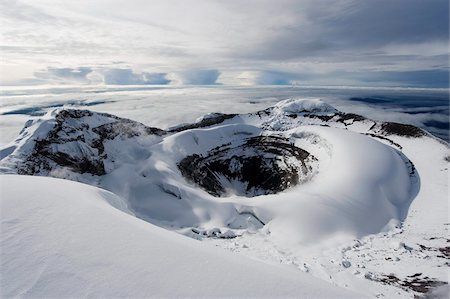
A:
[0, 175, 360, 298]
[275, 98, 338, 114]
[264, 126, 419, 248]
[256, 98, 343, 131]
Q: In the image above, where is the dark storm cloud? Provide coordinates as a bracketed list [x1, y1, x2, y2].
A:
[357, 70, 450, 88]
[239, 68, 449, 88]
[327, 0, 449, 45]
[2, 0, 448, 87]
[236, 0, 449, 61]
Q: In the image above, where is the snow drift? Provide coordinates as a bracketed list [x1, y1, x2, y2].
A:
[0, 175, 360, 298]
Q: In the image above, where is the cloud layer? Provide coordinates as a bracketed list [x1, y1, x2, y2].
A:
[101, 69, 170, 85]
[1, 0, 448, 87]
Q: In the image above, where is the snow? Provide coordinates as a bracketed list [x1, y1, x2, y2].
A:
[275, 98, 338, 114]
[0, 175, 360, 298]
[258, 126, 417, 249]
[0, 87, 448, 298]
[1, 110, 416, 249]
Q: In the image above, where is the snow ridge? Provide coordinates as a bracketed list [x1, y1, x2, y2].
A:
[1, 98, 448, 298]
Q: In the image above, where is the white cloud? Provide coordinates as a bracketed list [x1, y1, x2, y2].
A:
[34, 67, 93, 84]
[169, 70, 221, 85]
[101, 69, 170, 85]
[1, 0, 448, 86]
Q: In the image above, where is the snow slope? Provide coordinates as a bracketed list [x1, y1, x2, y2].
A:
[0, 175, 360, 298]
[1, 97, 448, 298]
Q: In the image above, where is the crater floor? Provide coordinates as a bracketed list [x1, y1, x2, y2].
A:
[178, 135, 316, 197]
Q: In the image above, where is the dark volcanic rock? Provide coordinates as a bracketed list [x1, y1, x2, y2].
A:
[369, 273, 447, 295]
[303, 113, 336, 122]
[336, 112, 366, 123]
[302, 112, 366, 124]
[17, 109, 165, 176]
[381, 122, 425, 137]
[168, 113, 237, 133]
[178, 135, 316, 197]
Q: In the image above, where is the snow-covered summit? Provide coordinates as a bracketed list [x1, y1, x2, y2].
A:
[1, 98, 448, 298]
[275, 98, 338, 114]
[0, 99, 425, 243]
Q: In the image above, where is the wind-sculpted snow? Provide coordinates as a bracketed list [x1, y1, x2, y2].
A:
[0, 175, 360, 298]
[0, 98, 422, 248]
[264, 126, 419, 248]
[275, 98, 339, 114]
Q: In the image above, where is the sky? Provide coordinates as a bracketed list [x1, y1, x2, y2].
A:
[0, 0, 448, 87]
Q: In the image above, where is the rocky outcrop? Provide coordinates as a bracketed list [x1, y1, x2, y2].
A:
[168, 113, 237, 133]
[178, 135, 316, 197]
[380, 122, 425, 137]
[16, 109, 165, 176]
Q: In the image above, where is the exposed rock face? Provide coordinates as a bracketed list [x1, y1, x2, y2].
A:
[302, 112, 367, 124]
[178, 135, 317, 197]
[368, 272, 447, 295]
[168, 113, 237, 133]
[17, 109, 165, 176]
[380, 122, 425, 137]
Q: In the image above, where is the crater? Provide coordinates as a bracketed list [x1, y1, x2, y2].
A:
[178, 135, 317, 197]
